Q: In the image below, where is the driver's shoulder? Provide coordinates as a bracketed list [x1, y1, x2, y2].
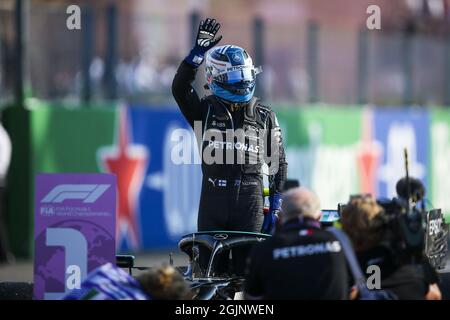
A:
[255, 100, 272, 114]
[255, 101, 279, 125]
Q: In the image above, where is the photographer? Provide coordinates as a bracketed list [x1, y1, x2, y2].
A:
[341, 195, 441, 300]
[244, 187, 350, 299]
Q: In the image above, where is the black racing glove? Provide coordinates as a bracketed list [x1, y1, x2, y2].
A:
[185, 18, 222, 68]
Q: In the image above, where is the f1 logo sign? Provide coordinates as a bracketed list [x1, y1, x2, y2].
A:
[34, 173, 116, 300]
[41, 184, 110, 204]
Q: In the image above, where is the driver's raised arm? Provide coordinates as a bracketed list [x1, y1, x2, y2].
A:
[172, 18, 222, 128]
[172, 62, 202, 128]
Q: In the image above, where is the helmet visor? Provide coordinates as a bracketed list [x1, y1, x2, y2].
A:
[213, 66, 262, 84]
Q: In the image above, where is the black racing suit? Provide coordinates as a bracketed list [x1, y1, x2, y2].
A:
[172, 61, 287, 274]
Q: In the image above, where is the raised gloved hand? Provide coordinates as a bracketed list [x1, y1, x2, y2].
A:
[261, 193, 282, 235]
[185, 18, 222, 67]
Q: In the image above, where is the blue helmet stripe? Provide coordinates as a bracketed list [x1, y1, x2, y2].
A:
[210, 82, 255, 103]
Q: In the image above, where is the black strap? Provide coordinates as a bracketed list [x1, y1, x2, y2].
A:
[244, 96, 259, 121]
[327, 227, 366, 286]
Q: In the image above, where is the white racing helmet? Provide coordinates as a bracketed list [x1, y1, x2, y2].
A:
[205, 45, 262, 103]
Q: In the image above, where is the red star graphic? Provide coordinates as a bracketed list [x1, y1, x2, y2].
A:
[358, 146, 381, 196]
[100, 107, 148, 249]
[357, 109, 381, 196]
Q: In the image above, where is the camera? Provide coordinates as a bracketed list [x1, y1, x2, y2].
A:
[341, 176, 448, 270]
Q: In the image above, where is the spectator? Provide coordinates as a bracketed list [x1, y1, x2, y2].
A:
[136, 264, 191, 300]
[341, 195, 441, 300]
[64, 263, 191, 300]
[244, 187, 350, 299]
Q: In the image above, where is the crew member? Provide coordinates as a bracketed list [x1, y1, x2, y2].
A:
[245, 187, 350, 299]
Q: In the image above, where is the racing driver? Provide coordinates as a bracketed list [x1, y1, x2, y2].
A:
[172, 18, 288, 272]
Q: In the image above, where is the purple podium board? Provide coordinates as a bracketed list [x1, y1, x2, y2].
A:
[33, 173, 116, 300]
